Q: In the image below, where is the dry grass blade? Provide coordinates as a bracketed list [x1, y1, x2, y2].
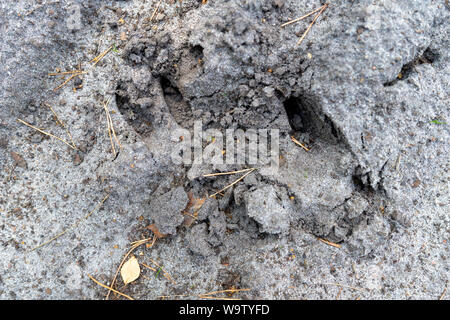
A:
[291, 136, 310, 151]
[203, 168, 254, 177]
[209, 168, 256, 198]
[30, 194, 109, 251]
[296, 4, 328, 47]
[44, 102, 77, 149]
[281, 5, 325, 27]
[87, 274, 134, 300]
[17, 119, 76, 150]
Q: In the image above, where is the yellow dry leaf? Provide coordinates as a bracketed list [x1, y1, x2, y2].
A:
[121, 256, 140, 284]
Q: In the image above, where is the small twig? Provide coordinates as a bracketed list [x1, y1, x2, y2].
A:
[30, 194, 109, 251]
[17, 119, 76, 150]
[87, 274, 134, 300]
[90, 45, 113, 67]
[281, 5, 325, 27]
[296, 4, 328, 47]
[318, 238, 342, 248]
[291, 136, 310, 151]
[209, 168, 256, 198]
[53, 71, 85, 91]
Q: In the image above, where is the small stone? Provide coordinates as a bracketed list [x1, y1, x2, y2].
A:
[263, 86, 274, 97]
[73, 153, 83, 166]
[10, 151, 27, 169]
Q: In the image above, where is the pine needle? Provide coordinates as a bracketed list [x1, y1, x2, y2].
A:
[48, 70, 85, 76]
[90, 45, 113, 67]
[17, 119, 76, 150]
[203, 168, 254, 177]
[53, 71, 85, 91]
[296, 4, 328, 47]
[30, 194, 109, 251]
[44, 102, 77, 149]
[87, 273, 134, 300]
[209, 168, 256, 198]
[281, 5, 325, 27]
